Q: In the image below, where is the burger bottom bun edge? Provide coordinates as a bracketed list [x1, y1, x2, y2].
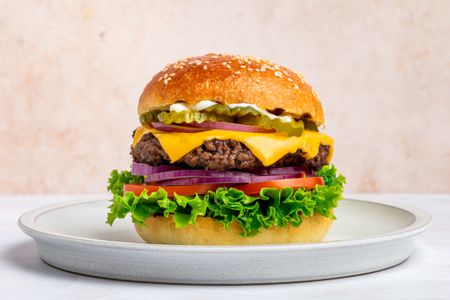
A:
[135, 214, 333, 245]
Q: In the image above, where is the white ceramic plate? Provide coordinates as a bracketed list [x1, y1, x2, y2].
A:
[18, 198, 431, 284]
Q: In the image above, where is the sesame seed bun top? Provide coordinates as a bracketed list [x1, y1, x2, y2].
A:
[138, 53, 325, 125]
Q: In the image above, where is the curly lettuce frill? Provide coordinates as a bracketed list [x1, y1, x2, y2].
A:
[106, 165, 345, 237]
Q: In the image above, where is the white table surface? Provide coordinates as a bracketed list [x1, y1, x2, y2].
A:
[1, 194, 449, 300]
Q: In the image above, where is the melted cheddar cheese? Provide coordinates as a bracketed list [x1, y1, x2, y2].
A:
[133, 126, 333, 166]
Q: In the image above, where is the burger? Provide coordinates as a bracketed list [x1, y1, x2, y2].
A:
[107, 53, 345, 245]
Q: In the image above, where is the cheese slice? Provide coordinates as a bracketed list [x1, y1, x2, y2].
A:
[133, 126, 334, 166]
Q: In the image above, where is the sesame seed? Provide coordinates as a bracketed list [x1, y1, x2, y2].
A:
[221, 62, 227, 66]
[240, 65, 246, 68]
[248, 68, 254, 71]
[274, 71, 283, 78]
[294, 84, 299, 90]
[226, 65, 232, 69]
[287, 78, 293, 82]
[203, 65, 208, 70]
[247, 55, 261, 63]
[158, 77, 162, 82]
[169, 73, 175, 76]
[296, 72, 305, 79]
[235, 71, 241, 75]
[220, 53, 227, 57]
[163, 74, 168, 79]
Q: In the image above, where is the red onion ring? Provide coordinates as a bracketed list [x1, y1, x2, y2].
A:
[151, 122, 207, 133]
[251, 166, 313, 176]
[143, 169, 251, 182]
[153, 173, 299, 186]
[186, 121, 274, 133]
[133, 162, 311, 182]
[131, 162, 183, 176]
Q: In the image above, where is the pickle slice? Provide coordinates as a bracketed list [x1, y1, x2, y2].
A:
[139, 104, 317, 136]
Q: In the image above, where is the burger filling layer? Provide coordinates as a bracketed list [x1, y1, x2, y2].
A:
[131, 133, 330, 171]
[107, 119, 343, 237]
[131, 126, 333, 167]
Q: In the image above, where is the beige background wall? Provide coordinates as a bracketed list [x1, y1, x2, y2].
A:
[1, 0, 449, 194]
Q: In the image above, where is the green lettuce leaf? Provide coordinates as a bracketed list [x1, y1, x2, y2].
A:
[106, 165, 345, 236]
[107, 169, 144, 193]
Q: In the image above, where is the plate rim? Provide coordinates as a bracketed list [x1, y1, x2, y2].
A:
[18, 198, 432, 252]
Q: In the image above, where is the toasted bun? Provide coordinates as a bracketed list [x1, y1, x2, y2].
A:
[138, 53, 325, 125]
[135, 214, 333, 245]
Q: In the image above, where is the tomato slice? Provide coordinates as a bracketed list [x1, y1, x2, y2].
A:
[235, 177, 325, 195]
[124, 183, 220, 197]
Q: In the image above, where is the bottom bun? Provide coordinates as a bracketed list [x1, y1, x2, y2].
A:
[134, 214, 334, 245]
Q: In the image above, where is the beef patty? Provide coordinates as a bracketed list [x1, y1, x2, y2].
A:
[131, 133, 330, 171]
